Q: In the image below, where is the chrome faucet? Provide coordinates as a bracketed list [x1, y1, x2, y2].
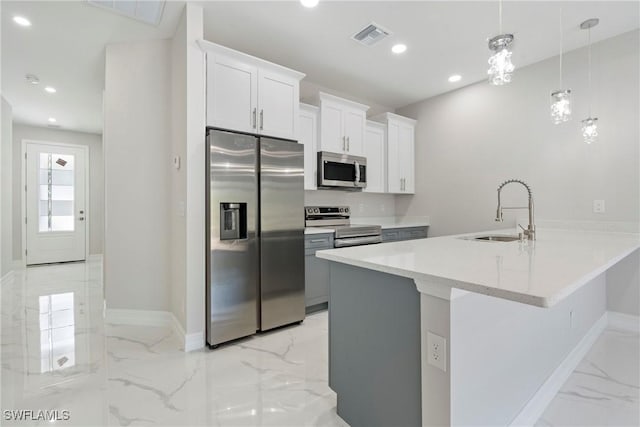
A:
[495, 179, 535, 241]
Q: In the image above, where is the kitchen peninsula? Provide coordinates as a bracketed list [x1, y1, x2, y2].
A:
[317, 228, 640, 426]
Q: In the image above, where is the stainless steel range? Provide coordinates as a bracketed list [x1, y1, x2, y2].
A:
[305, 206, 382, 248]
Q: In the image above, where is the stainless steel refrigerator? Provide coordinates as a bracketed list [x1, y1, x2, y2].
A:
[206, 128, 305, 348]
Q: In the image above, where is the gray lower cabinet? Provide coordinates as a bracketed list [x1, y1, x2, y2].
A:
[305, 233, 334, 309]
[381, 226, 428, 243]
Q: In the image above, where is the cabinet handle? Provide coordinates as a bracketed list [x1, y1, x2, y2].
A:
[260, 110, 264, 130]
[310, 239, 326, 243]
[342, 136, 346, 151]
[252, 108, 257, 129]
[347, 136, 350, 151]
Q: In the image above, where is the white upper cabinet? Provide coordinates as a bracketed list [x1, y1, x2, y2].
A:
[317, 92, 368, 157]
[371, 113, 417, 194]
[363, 121, 386, 193]
[201, 41, 305, 140]
[299, 103, 319, 190]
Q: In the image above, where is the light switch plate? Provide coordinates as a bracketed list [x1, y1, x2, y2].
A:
[427, 331, 447, 372]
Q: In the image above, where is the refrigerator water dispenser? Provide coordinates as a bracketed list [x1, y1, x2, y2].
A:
[220, 203, 247, 240]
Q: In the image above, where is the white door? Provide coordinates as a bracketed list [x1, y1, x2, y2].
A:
[399, 123, 415, 194]
[258, 70, 298, 140]
[343, 108, 365, 156]
[387, 121, 402, 193]
[319, 102, 345, 153]
[207, 53, 258, 133]
[25, 142, 87, 265]
[364, 123, 385, 193]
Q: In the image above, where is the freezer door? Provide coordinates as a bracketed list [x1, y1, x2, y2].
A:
[206, 129, 259, 346]
[259, 138, 305, 330]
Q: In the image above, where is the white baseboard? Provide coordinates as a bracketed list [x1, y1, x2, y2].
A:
[185, 331, 205, 352]
[509, 313, 608, 427]
[608, 311, 640, 333]
[105, 308, 204, 352]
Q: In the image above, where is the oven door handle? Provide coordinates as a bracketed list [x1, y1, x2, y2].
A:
[334, 235, 382, 248]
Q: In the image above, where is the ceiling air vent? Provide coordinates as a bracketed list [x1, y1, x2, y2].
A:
[351, 22, 392, 46]
[87, 0, 165, 26]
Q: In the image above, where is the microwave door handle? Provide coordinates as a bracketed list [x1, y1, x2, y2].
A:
[354, 161, 360, 184]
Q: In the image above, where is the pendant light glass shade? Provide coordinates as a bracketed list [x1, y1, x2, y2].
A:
[551, 8, 571, 124]
[581, 18, 599, 144]
[581, 117, 598, 144]
[488, 35, 515, 85]
[550, 90, 572, 124]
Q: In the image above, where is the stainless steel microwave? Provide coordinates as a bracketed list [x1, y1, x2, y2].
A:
[317, 151, 366, 190]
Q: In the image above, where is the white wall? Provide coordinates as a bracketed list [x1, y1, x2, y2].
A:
[396, 30, 639, 237]
[11, 124, 104, 257]
[1, 97, 12, 276]
[170, 7, 188, 332]
[103, 40, 171, 312]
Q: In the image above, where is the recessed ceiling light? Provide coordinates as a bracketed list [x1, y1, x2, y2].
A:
[45, 86, 57, 93]
[300, 0, 319, 7]
[448, 74, 462, 83]
[48, 117, 57, 123]
[391, 44, 407, 54]
[13, 16, 31, 27]
[26, 74, 40, 85]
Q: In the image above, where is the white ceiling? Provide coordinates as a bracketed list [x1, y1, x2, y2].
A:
[201, 1, 639, 110]
[1, 0, 185, 134]
[1, 1, 638, 135]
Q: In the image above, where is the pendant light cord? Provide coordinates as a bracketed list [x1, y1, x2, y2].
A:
[588, 27, 592, 116]
[559, 8, 563, 88]
[498, 0, 503, 34]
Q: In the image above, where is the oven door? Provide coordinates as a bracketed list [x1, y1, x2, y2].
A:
[317, 151, 367, 189]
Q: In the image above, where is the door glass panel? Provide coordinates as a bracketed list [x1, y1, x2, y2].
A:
[38, 153, 74, 232]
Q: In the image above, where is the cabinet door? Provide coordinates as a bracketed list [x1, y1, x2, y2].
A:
[258, 70, 298, 140]
[399, 123, 415, 194]
[305, 253, 329, 307]
[319, 102, 345, 153]
[299, 108, 318, 190]
[343, 108, 365, 156]
[364, 124, 385, 193]
[207, 54, 258, 133]
[386, 121, 402, 193]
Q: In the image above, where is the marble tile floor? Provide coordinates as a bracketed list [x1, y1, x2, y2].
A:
[535, 327, 639, 427]
[2, 260, 638, 426]
[1, 260, 348, 426]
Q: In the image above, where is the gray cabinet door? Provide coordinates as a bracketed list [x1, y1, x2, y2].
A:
[305, 233, 333, 308]
[383, 226, 428, 243]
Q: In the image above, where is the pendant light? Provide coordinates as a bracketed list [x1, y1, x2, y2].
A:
[550, 8, 571, 124]
[488, 0, 514, 86]
[580, 18, 599, 144]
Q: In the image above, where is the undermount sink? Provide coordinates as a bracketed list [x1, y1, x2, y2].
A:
[464, 235, 521, 242]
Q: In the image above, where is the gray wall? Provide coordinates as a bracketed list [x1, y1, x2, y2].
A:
[396, 30, 639, 237]
[11, 124, 104, 258]
[104, 39, 171, 312]
[396, 30, 639, 317]
[1, 97, 12, 276]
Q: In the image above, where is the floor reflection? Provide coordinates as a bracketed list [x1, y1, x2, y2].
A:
[38, 292, 76, 373]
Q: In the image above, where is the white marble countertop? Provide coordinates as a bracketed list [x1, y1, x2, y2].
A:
[316, 228, 640, 308]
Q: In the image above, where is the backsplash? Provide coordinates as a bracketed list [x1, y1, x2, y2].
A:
[304, 190, 396, 218]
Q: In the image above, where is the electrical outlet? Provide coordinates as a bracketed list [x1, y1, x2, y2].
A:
[593, 200, 605, 214]
[427, 331, 447, 372]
